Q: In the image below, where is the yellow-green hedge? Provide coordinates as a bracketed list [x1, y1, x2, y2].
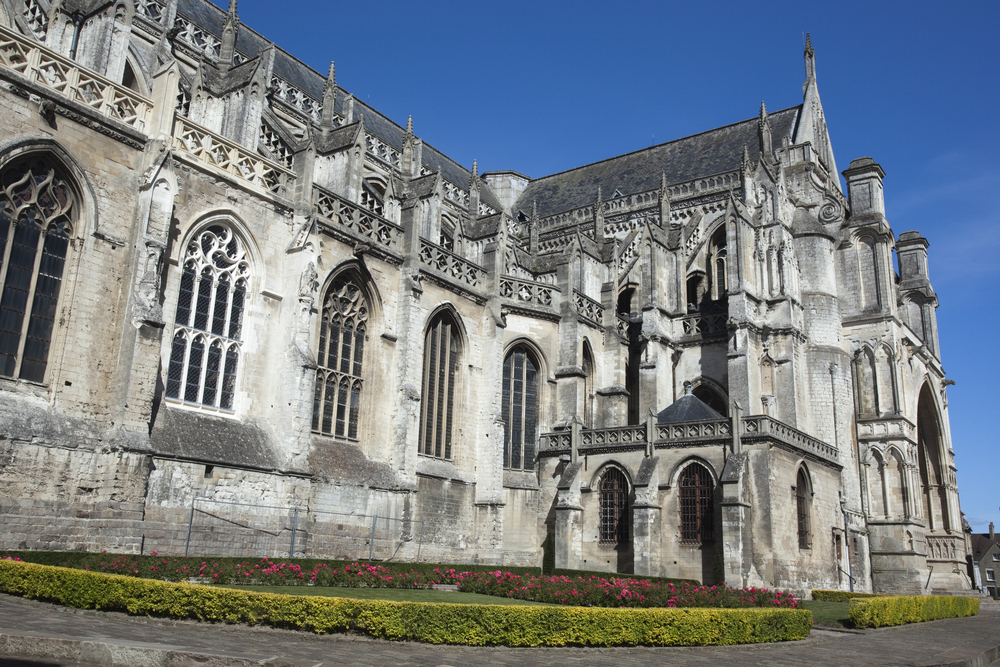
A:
[0, 560, 811, 646]
[849, 595, 979, 628]
[811, 589, 884, 602]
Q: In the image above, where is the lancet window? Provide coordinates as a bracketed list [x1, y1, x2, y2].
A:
[419, 312, 460, 459]
[502, 344, 539, 470]
[0, 157, 75, 383]
[708, 227, 728, 302]
[166, 224, 250, 411]
[796, 468, 812, 549]
[312, 274, 369, 439]
[599, 466, 629, 544]
[680, 462, 714, 543]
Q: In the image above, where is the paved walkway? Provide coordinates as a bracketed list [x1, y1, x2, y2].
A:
[0, 594, 998, 667]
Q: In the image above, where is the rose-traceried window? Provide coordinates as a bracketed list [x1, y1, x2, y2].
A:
[312, 274, 368, 439]
[166, 224, 250, 411]
[0, 157, 75, 383]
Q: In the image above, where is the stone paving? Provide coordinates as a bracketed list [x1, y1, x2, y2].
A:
[0, 594, 998, 667]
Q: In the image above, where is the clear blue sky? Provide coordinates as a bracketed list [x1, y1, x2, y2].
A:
[232, 0, 999, 531]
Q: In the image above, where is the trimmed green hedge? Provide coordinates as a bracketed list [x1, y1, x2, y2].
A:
[811, 589, 884, 602]
[0, 560, 811, 646]
[849, 595, 979, 628]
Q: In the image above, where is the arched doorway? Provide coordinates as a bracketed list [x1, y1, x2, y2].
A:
[916, 384, 949, 532]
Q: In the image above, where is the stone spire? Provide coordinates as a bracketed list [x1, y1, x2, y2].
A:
[741, 143, 753, 177]
[594, 186, 604, 239]
[320, 62, 338, 130]
[468, 159, 481, 219]
[659, 171, 671, 225]
[529, 199, 539, 254]
[804, 32, 816, 81]
[219, 0, 239, 70]
[758, 101, 773, 162]
[401, 115, 419, 178]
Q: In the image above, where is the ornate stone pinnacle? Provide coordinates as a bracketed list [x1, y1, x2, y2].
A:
[805, 32, 814, 57]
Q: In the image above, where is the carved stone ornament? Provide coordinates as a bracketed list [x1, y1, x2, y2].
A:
[818, 196, 843, 223]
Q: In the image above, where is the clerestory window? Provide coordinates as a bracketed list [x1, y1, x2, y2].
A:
[680, 462, 714, 543]
[0, 157, 75, 384]
[166, 224, 249, 411]
[501, 344, 539, 470]
[312, 274, 369, 439]
[419, 311, 460, 460]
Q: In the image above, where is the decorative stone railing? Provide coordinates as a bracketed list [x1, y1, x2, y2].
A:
[172, 15, 221, 59]
[270, 75, 324, 123]
[419, 239, 485, 288]
[313, 186, 401, 250]
[173, 115, 294, 195]
[925, 534, 963, 562]
[573, 290, 603, 324]
[655, 418, 731, 444]
[443, 180, 469, 208]
[499, 277, 558, 308]
[0, 25, 153, 132]
[742, 415, 839, 461]
[365, 132, 400, 169]
[540, 414, 838, 464]
[667, 170, 741, 200]
[679, 312, 727, 338]
[139, 0, 167, 24]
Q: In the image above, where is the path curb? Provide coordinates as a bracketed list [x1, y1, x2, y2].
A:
[1, 631, 999, 667]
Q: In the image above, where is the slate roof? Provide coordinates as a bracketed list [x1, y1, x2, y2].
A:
[971, 533, 1000, 562]
[657, 387, 725, 423]
[176, 0, 473, 191]
[514, 107, 800, 219]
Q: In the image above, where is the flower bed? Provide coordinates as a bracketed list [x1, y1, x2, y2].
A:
[1, 552, 793, 610]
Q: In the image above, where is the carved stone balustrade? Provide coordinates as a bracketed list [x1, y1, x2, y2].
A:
[742, 415, 840, 463]
[364, 132, 400, 169]
[655, 418, 731, 445]
[499, 276, 558, 308]
[173, 115, 294, 195]
[270, 75, 324, 123]
[679, 312, 727, 339]
[573, 290, 603, 325]
[418, 239, 485, 288]
[313, 185, 402, 250]
[0, 25, 152, 132]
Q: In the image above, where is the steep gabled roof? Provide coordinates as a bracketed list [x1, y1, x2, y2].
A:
[514, 106, 800, 219]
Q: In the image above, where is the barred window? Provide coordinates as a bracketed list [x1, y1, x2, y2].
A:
[599, 467, 629, 544]
[312, 274, 368, 439]
[680, 463, 714, 543]
[419, 312, 460, 460]
[502, 345, 538, 470]
[797, 468, 812, 549]
[166, 224, 249, 411]
[0, 157, 75, 383]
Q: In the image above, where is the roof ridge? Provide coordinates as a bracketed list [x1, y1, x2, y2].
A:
[526, 104, 802, 184]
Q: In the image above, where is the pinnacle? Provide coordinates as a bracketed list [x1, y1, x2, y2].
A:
[406, 115, 413, 134]
[471, 159, 478, 178]
[327, 61, 335, 81]
[805, 32, 814, 57]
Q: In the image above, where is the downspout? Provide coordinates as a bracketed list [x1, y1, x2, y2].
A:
[69, 12, 84, 61]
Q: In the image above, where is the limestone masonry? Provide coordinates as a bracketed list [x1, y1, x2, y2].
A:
[0, 0, 972, 595]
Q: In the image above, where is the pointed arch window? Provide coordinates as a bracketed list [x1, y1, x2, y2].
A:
[0, 157, 75, 384]
[312, 274, 369, 439]
[599, 466, 629, 544]
[361, 180, 385, 217]
[419, 311, 460, 459]
[708, 227, 728, 301]
[796, 468, 812, 549]
[858, 236, 881, 310]
[582, 342, 595, 428]
[166, 224, 249, 410]
[502, 344, 539, 470]
[680, 463, 714, 543]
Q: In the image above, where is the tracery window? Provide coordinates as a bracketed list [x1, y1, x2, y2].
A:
[708, 227, 727, 302]
[796, 468, 812, 549]
[502, 344, 539, 470]
[599, 467, 629, 544]
[419, 312, 460, 459]
[312, 274, 368, 439]
[0, 157, 75, 383]
[680, 463, 714, 543]
[166, 224, 249, 411]
[361, 180, 384, 217]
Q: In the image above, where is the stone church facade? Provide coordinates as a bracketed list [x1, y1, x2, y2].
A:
[0, 0, 970, 595]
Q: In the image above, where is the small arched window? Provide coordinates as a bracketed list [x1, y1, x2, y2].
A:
[0, 157, 75, 383]
[166, 224, 249, 410]
[361, 180, 384, 217]
[680, 463, 714, 543]
[796, 468, 812, 549]
[312, 273, 369, 439]
[582, 341, 595, 428]
[419, 311, 461, 459]
[599, 467, 629, 544]
[708, 227, 727, 301]
[502, 344, 539, 470]
[858, 236, 881, 310]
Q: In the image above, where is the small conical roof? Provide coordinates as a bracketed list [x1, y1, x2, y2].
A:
[657, 381, 725, 423]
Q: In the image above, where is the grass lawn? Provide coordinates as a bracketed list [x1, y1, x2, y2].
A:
[800, 600, 852, 628]
[213, 585, 555, 606]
